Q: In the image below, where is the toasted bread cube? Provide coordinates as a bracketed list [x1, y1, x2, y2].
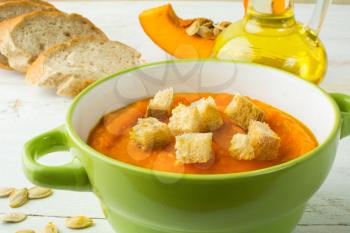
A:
[130, 117, 172, 150]
[168, 104, 202, 135]
[229, 134, 255, 160]
[248, 120, 281, 160]
[224, 94, 265, 130]
[175, 133, 213, 164]
[146, 87, 174, 119]
[192, 97, 223, 131]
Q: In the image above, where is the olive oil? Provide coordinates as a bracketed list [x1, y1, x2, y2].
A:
[212, 1, 327, 84]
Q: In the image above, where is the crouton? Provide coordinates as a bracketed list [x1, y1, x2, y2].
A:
[168, 104, 202, 135]
[248, 120, 280, 160]
[229, 134, 255, 160]
[175, 133, 213, 164]
[224, 94, 265, 130]
[130, 117, 172, 150]
[192, 97, 223, 131]
[146, 87, 174, 119]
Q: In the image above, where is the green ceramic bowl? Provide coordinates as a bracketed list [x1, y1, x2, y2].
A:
[23, 60, 350, 233]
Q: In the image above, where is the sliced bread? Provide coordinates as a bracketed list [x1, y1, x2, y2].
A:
[0, 0, 53, 7]
[0, 0, 55, 22]
[26, 36, 141, 96]
[0, 0, 56, 69]
[0, 10, 107, 72]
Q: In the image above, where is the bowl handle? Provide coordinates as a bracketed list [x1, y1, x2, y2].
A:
[330, 93, 350, 139]
[22, 125, 91, 191]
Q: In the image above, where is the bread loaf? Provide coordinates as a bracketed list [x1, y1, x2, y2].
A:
[0, 10, 107, 72]
[0, 0, 56, 69]
[0, 0, 53, 7]
[0, 0, 54, 22]
[26, 36, 141, 96]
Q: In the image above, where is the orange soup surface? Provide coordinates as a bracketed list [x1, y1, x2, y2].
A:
[88, 93, 318, 174]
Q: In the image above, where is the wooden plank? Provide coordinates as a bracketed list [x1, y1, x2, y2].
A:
[1, 215, 350, 233]
[0, 1, 349, 233]
[296, 225, 350, 233]
[0, 215, 113, 233]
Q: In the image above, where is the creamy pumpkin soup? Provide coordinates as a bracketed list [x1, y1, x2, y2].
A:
[88, 92, 317, 174]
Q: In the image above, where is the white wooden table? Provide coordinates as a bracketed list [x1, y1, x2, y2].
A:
[0, 1, 349, 233]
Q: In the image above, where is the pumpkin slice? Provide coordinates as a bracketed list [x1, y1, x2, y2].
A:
[139, 4, 214, 58]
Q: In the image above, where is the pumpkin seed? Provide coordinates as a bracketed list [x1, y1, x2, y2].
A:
[213, 27, 221, 37]
[66, 216, 93, 229]
[185, 20, 201, 36]
[201, 20, 214, 27]
[0, 187, 15, 197]
[28, 187, 52, 199]
[9, 188, 28, 208]
[185, 18, 213, 36]
[16, 230, 35, 233]
[41, 222, 58, 233]
[186, 18, 231, 39]
[197, 25, 215, 39]
[0, 212, 27, 223]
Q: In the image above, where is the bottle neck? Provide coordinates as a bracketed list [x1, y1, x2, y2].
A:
[245, 0, 296, 29]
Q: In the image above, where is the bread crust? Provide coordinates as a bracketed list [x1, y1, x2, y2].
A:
[0, 0, 54, 7]
[146, 87, 174, 119]
[0, 10, 27, 70]
[0, 53, 11, 69]
[0, 10, 107, 72]
[0, 63, 12, 69]
[0, 0, 55, 21]
[56, 76, 94, 97]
